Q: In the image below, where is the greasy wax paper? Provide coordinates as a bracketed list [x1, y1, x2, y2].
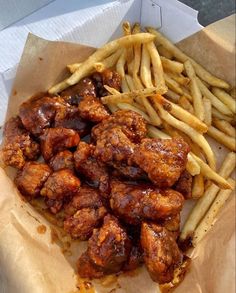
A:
[0, 15, 235, 293]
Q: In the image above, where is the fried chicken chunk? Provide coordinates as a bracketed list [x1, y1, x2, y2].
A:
[141, 222, 183, 284]
[74, 142, 110, 196]
[123, 244, 144, 271]
[49, 150, 74, 171]
[112, 163, 146, 180]
[78, 95, 110, 123]
[19, 96, 67, 136]
[15, 161, 52, 198]
[77, 215, 131, 277]
[40, 169, 80, 200]
[132, 138, 190, 188]
[77, 252, 104, 279]
[40, 127, 80, 161]
[1, 117, 40, 169]
[64, 185, 107, 239]
[61, 77, 96, 98]
[91, 110, 147, 143]
[110, 180, 184, 225]
[174, 170, 193, 199]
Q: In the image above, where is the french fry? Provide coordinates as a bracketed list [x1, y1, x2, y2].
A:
[146, 27, 230, 89]
[147, 125, 200, 176]
[180, 152, 235, 241]
[107, 103, 118, 113]
[49, 33, 155, 94]
[154, 99, 216, 169]
[202, 97, 212, 126]
[132, 101, 147, 112]
[184, 60, 204, 121]
[192, 174, 204, 198]
[165, 71, 190, 86]
[132, 23, 143, 89]
[211, 87, 236, 114]
[164, 73, 183, 95]
[207, 126, 236, 151]
[160, 56, 184, 74]
[93, 62, 105, 72]
[157, 45, 174, 59]
[196, 77, 233, 116]
[140, 43, 153, 88]
[230, 87, 236, 99]
[101, 95, 133, 104]
[164, 89, 180, 102]
[178, 96, 194, 114]
[67, 63, 81, 73]
[212, 107, 235, 123]
[125, 74, 136, 91]
[192, 178, 235, 246]
[146, 41, 166, 90]
[181, 86, 193, 101]
[117, 103, 151, 123]
[93, 49, 123, 72]
[142, 98, 162, 126]
[153, 95, 208, 133]
[213, 118, 235, 137]
[122, 22, 134, 75]
[121, 78, 130, 93]
[104, 85, 120, 95]
[116, 50, 126, 78]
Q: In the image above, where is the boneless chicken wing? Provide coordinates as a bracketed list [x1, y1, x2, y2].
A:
[141, 222, 183, 284]
[49, 150, 74, 172]
[61, 77, 96, 98]
[174, 170, 193, 199]
[15, 161, 52, 198]
[1, 117, 40, 169]
[132, 138, 190, 188]
[110, 180, 184, 225]
[40, 127, 80, 161]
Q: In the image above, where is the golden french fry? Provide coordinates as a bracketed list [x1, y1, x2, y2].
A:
[121, 78, 130, 93]
[157, 45, 174, 59]
[212, 87, 236, 114]
[146, 27, 230, 89]
[181, 86, 193, 101]
[192, 174, 204, 198]
[107, 103, 118, 113]
[104, 85, 120, 95]
[132, 101, 147, 112]
[146, 41, 166, 90]
[67, 63, 81, 73]
[122, 21, 131, 35]
[230, 87, 236, 99]
[166, 71, 190, 86]
[93, 62, 105, 72]
[192, 178, 235, 246]
[153, 95, 208, 133]
[49, 33, 155, 94]
[164, 73, 183, 95]
[207, 125, 236, 151]
[117, 102, 151, 123]
[140, 43, 153, 88]
[160, 56, 184, 74]
[101, 95, 133, 105]
[213, 118, 235, 137]
[180, 152, 235, 241]
[132, 22, 141, 34]
[125, 74, 136, 91]
[116, 50, 126, 77]
[196, 77, 233, 116]
[147, 125, 200, 176]
[212, 107, 235, 123]
[142, 98, 162, 126]
[164, 89, 180, 102]
[202, 97, 212, 126]
[178, 96, 194, 114]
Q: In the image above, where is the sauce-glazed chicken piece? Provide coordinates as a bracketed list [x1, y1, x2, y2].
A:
[49, 150, 74, 172]
[77, 252, 104, 279]
[40, 127, 80, 161]
[15, 161, 52, 198]
[174, 170, 193, 199]
[123, 244, 144, 271]
[74, 142, 110, 196]
[1, 117, 40, 169]
[112, 163, 146, 180]
[91, 110, 147, 143]
[78, 95, 110, 123]
[132, 138, 190, 188]
[141, 222, 183, 284]
[19, 96, 67, 136]
[40, 169, 81, 200]
[64, 185, 107, 240]
[77, 214, 131, 277]
[61, 77, 96, 98]
[110, 180, 184, 225]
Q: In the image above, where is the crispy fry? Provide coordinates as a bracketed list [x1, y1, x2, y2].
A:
[178, 96, 194, 114]
[196, 77, 233, 116]
[212, 107, 235, 123]
[93, 62, 105, 72]
[146, 41, 166, 90]
[213, 118, 235, 137]
[180, 152, 235, 241]
[132, 101, 147, 112]
[153, 95, 208, 133]
[207, 125, 236, 151]
[147, 125, 200, 176]
[107, 104, 119, 113]
[117, 103, 151, 123]
[164, 89, 180, 102]
[164, 73, 183, 95]
[122, 21, 132, 35]
[142, 98, 161, 126]
[116, 50, 126, 78]
[160, 56, 184, 74]
[140, 43, 153, 88]
[125, 74, 136, 91]
[121, 78, 130, 93]
[181, 86, 193, 101]
[49, 33, 155, 94]
[146, 27, 230, 89]
[67, 63, 81, 73]
[230, 87, 236, 99]
[212, 87, 236, 114]
[102, 85, 133, 104]
[166, 71, 190, 86]
[202, 97, 212, 126]
[157, 45, 174, 59]
[192, 178, 235, 246]
[192, 174, 204, 198]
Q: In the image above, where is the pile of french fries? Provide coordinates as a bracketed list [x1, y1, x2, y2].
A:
[49, 22, 235, 249]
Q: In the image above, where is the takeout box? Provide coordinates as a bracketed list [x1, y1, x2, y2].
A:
[0, 0, 235, 292]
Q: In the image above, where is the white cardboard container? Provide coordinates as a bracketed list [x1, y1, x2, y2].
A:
[0, 0, 202, 126]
